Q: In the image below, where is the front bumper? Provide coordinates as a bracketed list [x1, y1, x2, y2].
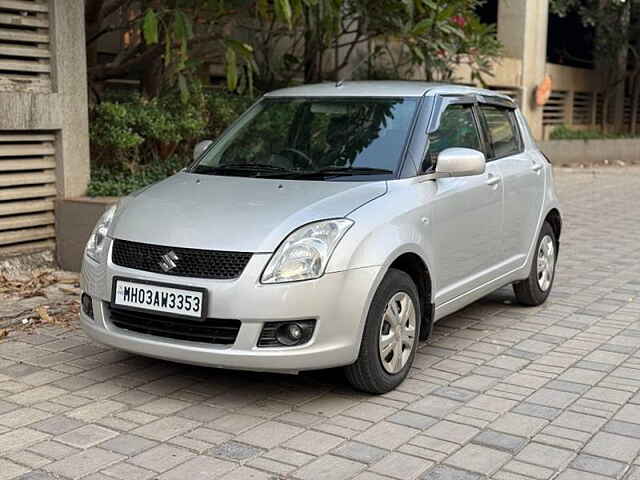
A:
[80, 240, 381, 373]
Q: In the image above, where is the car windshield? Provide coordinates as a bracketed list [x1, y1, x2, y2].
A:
[191, 97, 418, 180]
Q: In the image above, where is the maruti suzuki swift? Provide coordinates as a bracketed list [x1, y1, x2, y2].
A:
[80, 82, 561, 393]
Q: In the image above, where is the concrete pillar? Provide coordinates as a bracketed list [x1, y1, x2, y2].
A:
[498, 0, 549, 140]
[51, 0, 90, 198]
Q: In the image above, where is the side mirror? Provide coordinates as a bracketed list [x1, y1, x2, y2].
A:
[193, 140, 213, 161]
[435, 148, 486, 177]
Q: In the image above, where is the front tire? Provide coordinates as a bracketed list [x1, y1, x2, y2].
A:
[513, 221, 557, 306]
[345, 269, 420, 394]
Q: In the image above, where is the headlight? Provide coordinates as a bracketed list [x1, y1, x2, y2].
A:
[85, 205, 117, 262]
[261, 219, 353, 284]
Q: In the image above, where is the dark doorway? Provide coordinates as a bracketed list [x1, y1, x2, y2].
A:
[547, 8, 595, 68]
[475, 0, 498, 25]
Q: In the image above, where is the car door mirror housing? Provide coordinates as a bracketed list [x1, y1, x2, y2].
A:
[435, 148, 486, 177]
[193, 140, 213, 161]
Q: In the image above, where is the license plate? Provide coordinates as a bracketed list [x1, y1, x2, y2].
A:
[111, 277, 207, 320]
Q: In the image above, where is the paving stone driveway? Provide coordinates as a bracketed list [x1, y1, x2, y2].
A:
[1, 167, 640, 480]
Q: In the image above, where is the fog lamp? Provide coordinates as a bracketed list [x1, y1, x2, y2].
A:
[280, 323, 303, 344]
[81, 293, 94, 320]
[258, 320, 315, 347]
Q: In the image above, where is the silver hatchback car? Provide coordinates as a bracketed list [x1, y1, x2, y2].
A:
[80, 82, 561, 393]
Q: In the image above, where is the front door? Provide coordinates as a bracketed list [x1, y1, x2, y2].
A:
[423, 101, 504, 306]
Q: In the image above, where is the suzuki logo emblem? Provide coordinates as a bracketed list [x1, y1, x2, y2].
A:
[159, 251, 179, 272]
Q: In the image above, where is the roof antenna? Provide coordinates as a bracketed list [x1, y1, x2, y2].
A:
[335, 54, 370, 87]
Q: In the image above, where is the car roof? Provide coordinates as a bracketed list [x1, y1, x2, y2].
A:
[264, 81, 513, 102]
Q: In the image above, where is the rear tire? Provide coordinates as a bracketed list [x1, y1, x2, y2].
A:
[513, 221, 557, 306]
[345, 269, 420, 394]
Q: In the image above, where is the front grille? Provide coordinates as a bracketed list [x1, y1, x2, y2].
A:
[112, 239, 252, 280]
[109, 306, 241, 345]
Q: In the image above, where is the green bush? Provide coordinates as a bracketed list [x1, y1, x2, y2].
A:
[88, 89, 256, 197]
[87, 156, 187, 197]
[206, 91, 255, 138]
[90, 89, 209, 166]
[90, 103, 144, 152]
[549, 125, 640, 140]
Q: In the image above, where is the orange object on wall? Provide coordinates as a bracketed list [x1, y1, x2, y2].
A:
[536, 75, 552, 106]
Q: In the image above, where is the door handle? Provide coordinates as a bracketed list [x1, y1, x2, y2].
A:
[486, 174, 501, 186]
[531, 163, 543, 172]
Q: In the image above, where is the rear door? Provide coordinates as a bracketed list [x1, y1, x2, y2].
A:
[425, 97, 504, 306]
[478, 102, 545, 272]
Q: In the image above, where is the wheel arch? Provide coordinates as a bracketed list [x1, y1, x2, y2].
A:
[386, 251, 434, 341]
[545, 208, 562, 242]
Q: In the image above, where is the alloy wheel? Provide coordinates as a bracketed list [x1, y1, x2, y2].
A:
[537, 235, 555, 292]
[379, 291, 416, 374]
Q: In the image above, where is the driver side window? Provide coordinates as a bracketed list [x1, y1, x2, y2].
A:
[423, 104, 482, 172]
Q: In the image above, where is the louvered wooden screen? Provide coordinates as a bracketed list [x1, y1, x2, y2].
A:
[571, 92, 595, 125]
[542, 91, 569, 125]
[595, 93, 605, 126]
[0, 132, 56, 255]
[0, 0, 51, 93]
[623, 96, 632, 127]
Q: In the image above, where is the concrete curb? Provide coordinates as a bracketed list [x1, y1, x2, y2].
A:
[539, 139, 640, 166]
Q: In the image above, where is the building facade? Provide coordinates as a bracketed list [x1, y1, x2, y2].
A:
[0, 0, 89, 259]
[446, 0, 611, 140]
[493, 0, 611, 140]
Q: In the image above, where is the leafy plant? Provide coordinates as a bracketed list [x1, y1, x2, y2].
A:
[90, 88, 209, 167]
[375, 0, 502, 84]
[242, 0, 502, 89]
[205, 91, 255, 138]
[89, 89, 255, 196]
[90, 103, 144, 152]
[87, 156, 188, 197]
[85, 0, 293, 101]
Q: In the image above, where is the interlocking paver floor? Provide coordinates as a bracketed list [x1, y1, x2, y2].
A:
[1, 166, 640, 480]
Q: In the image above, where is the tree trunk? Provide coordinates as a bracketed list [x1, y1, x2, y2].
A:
[142, 53, 163, 98]
[612, 0, 631, 132]
[601, 91, 611, 132]
[303, 7, 316, 83]
[630, 15, 640, 134]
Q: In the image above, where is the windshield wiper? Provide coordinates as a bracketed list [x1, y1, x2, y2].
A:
[192, 164, 393, 179]
[193, 163, 290, 175]
[296, 166, 394, 178]
[221, 162, 290, 171]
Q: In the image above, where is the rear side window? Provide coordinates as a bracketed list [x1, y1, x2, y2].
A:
[480, 105, 521, 158]
[424, 104, 482, 171]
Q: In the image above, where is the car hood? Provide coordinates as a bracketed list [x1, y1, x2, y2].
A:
[110, 172, 386, 252]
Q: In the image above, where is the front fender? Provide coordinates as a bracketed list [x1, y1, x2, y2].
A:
[327, 180, 437, 346]
[327, 179, 435, 280]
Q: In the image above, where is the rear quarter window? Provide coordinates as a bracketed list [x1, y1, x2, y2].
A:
[480, 105, 522, 158]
